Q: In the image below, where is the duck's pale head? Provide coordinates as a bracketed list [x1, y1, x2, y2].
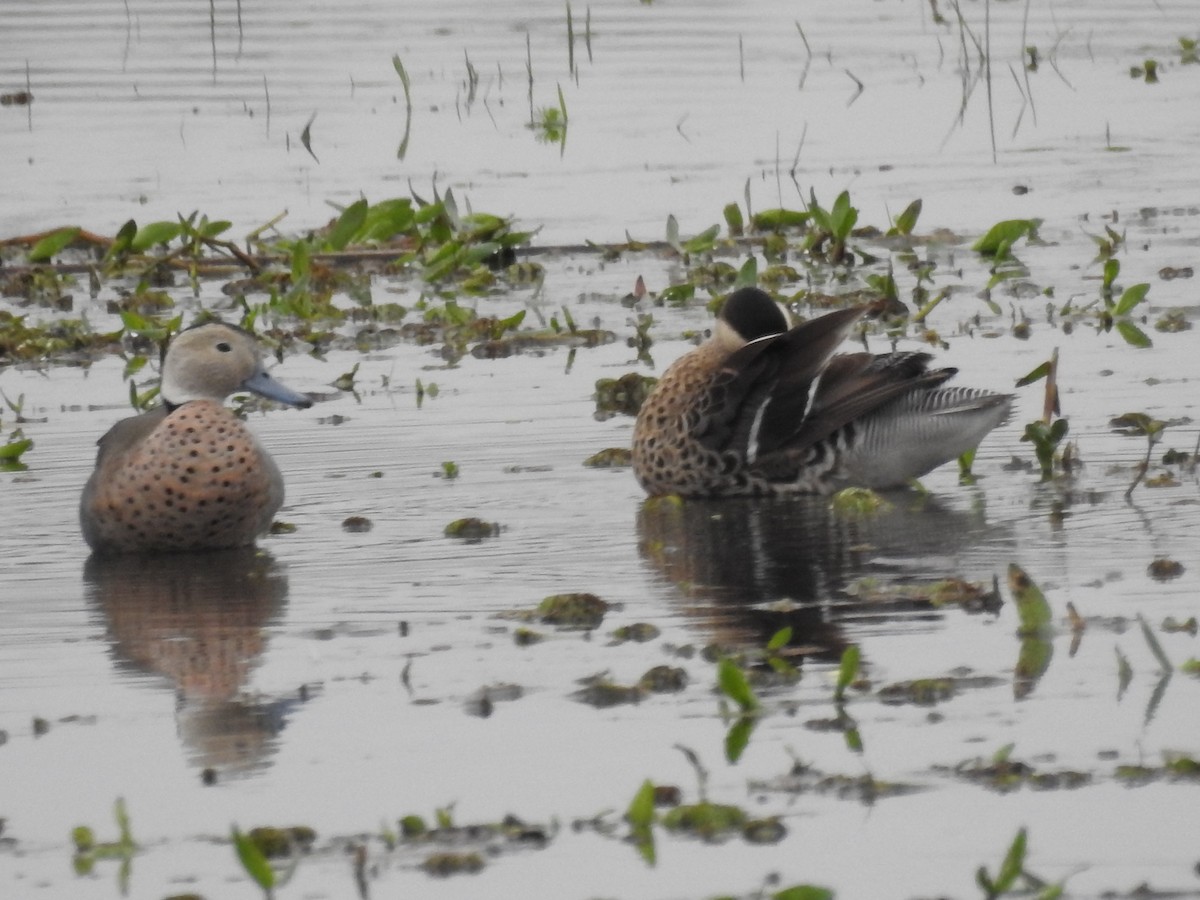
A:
[160, 323, 312, 409]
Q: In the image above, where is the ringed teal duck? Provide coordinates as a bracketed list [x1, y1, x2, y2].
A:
[632, 287, 1012, 497]
[81, 323, 312, 554]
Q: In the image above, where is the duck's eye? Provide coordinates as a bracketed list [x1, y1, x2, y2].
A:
[216, 341, 232, 353]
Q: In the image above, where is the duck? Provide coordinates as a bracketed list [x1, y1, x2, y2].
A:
[81, 323, 312, 554]
[632, 287, 1012, 497]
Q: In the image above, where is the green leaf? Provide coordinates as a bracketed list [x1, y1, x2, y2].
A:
[681, 224, 720, 255]
[28, 226, 81, 262]
[734, 257, 758, 288]
[766, 626, 792, 652]
[231, 826, 275, 890]
[392, 54, 410, 89]
[724, 715, 756, 763]
[1138, 613, 1173, 673]
[717, 657, 759, 712]
[625, 780, 656, 865]
[1114, 282, 1150, 316]
[994, 827, 1028, 892]
[1015, 361, 1050, 387]
[325, 198, 369, 251]
[972, 219, 1037, 256]
[1008, 564, 1052, 635]
[300, 111, 319, 162]
[773, 888, 834, 900]
[0, 436, 33, 460]
[290, 238, 311, 282]
[891, 198, 922, 236]
[200, 219, 232, 239]
[1115, 318, 1152, 348]
[130, 221, 182, 252]
[835, 644, 860, 701]
[114, 798, 134, 849]
[751, 208, 810, 231]
[665, 214, 682, 251]
[105, 219, 138, 261]
[723, 202, 744, 237]
[829, 190, 857, 238]
[1102, 257, 1120, 290]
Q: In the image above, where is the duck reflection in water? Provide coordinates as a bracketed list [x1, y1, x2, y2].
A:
[637, 494, 1007, 662]
[83, 548, 301, 779]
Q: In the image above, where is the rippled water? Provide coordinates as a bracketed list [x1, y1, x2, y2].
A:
[3, 1, 1200, 898]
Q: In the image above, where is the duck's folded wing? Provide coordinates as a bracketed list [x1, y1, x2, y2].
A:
[692, 306, 867, 458]
[92, 407, 168, 470]
[775, 351, 955, 454]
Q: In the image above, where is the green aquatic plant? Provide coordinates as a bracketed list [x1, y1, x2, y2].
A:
[1016, 349, 1071, 481]
[1008, 564, 1054, 699]
[530, 84, 569, 147]
[71, 798, 136, 889]
[393, 54, 413, 159]
[1179, 36, 1199, 64]
[625, 779, 657, 865]
[833, 643, 860, 704]
[0, 389, 32, 470]
[1096, 259, 1152, 348]
[804, 189, 858, 264]
[885, 198, 922, 237]
[666, 214, 721, 258]
[972, 218, 1039, 260]
[975, 827, 1064, 899]
[1109, 412, 1166, 498]
[716, 656, 759, 763]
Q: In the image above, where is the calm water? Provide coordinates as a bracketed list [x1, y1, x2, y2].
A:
[2, 1, 1200, 898]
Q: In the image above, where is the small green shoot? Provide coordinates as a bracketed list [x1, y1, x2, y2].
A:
[1110, 412, 1166, 498]
[393, 54, 413, 159]
[71, 799, 137, 888]
[717, 657, 758, 712]
[976, 827, 1026, 898]
[886, 198, 922, 237]
[972, 218, 1039, 259]
[1137, 613, 1173, 674]
[805, 189, 858, 263]
[1008, 564, 1052, 636]
[232, 826, 276, 895]
[440, 461, 460, 479]
[773, 887, 835, 900]
[28, 226, 81, 262]
[530, 83, 569, 148]
[834, 644, 860, 703]
[625, 779, 657, 865]
[717, 657, 759, 763]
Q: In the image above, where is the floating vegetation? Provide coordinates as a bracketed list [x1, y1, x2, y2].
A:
[71, 798, 136, 881]
[242, 825, 317, 859]
[594, 372, 657, 418]
[940, 745, 1091, 793]
[444, 517, 501, 541]
[535, 592, 609, 628]
[828, 486, 891, 519]
[1146, 557, 1184, 581]
[842, 576, 1002, 614]
[1114, 753, 1200, 784]
[751, 759, 921, 803]
[583, 447, 633, 468]
[610, 622, 660, 643]
[572, 673, 644, 708]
